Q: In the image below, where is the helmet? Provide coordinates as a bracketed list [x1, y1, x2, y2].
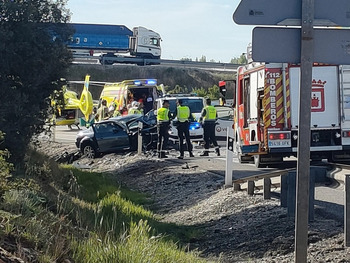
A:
[131, 101, 139, 107]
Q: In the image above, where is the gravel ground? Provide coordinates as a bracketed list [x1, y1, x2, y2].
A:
[38, 141, 350, 263]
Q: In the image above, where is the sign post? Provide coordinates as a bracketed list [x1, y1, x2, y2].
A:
[294, 1, 314, 262]
[225, 126, 234, 187]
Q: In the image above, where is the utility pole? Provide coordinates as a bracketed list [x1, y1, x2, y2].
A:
[295, 0, 314, 262]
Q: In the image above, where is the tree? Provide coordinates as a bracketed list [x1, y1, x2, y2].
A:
[168, 85, 190, 94]
[199, 55, 206, 62]
[207, 85, 220, 100]
[192, 87, 207, 97]
[230, 54, 247, 64]
[0, 131, 13, 196]
[0, 0, 72, 163]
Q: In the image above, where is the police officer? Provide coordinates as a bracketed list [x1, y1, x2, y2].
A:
[156, 100, 172, 158]
[200, 98, 220, 156]
[176, 99, 194, 159]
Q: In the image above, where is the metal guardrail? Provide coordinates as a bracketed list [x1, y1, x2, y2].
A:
[233, 169, 292, 185]
[73, 55, 241, 71]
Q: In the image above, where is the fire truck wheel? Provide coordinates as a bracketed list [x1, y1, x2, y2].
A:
[238, 153, 253, 164]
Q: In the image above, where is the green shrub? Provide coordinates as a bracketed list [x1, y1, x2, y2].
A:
[1, 189, 73, 262]
[0, 131, 13, 196]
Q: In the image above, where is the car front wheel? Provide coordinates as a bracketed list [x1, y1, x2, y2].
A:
[82, 144, 96, 159]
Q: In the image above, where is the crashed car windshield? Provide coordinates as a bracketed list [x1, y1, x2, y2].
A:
[168, 99, 203, 113]
[111, 110, 156, 128]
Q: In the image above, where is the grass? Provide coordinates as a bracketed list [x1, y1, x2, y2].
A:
[0, 149, 211, 262]
[63, 166, 202, 242]
[72, 220, 206, 263]
[61, 165, 150, 205]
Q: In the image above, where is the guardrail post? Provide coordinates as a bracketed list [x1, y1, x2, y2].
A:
[345, 175, 350, 247]
[137, 122, 143, 155]
[247, 181, 255, 195]
[233, 183, 241, 191]
[287, 170, 315, 222]
[263, 178, 271, 199]
[281, 174, 288, 208]
[52, 125, 56, 142]
[287, 171, 297, 218]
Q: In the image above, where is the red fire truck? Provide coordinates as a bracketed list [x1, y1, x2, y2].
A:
[234, 62, 350, 167]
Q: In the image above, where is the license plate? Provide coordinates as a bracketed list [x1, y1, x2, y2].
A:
[268, 140, 291, 148]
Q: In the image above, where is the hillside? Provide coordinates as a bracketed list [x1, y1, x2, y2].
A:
[65, 64, 236, 99]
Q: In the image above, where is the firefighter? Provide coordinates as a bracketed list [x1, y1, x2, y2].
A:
[176, 99, 194, 159]
[96, 99, 109, 122]
[200, 98, 220, 156]
[156, 100, 173, 158]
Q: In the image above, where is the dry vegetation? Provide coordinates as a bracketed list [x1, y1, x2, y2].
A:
[65, 64, 235, 99]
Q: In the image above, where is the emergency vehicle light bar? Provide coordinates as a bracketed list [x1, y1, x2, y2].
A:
[123, 79, 158, 86]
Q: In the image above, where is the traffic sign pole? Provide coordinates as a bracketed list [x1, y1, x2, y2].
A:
[295, 0, 314, 262]
[225, 126, 234, 187]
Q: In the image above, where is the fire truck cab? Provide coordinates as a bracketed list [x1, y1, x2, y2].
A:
[235, 62, 350, 167]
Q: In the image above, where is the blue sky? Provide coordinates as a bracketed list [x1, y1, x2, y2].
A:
[66, 0, 253, 62]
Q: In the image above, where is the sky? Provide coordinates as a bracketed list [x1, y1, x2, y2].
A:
[66, 0, 254, 63]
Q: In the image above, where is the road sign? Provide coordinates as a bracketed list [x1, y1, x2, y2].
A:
[233, 0, 350, 27]
[252, 27, 350, 64]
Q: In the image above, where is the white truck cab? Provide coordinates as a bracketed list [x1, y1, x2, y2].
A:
[130, 26, 161, 59]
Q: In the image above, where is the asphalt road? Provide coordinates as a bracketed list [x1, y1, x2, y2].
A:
[50, 124, 346, 222]
[48, 125, 280, 180]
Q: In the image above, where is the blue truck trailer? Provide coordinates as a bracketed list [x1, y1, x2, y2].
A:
[68, 23, 161, 65]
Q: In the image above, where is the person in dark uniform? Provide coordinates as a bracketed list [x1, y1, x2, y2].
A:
[200, 98, 220, 156]
[156, 100, 173, 158]
[176, 99, 194, 159]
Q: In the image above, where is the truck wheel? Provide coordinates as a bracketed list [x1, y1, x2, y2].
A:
[238, 153, 244, 163]
[82, 144, 97, 159]
[238, 153, 253, 163]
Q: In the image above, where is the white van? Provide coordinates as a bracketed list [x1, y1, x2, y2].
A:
[156, 95, 205, 142]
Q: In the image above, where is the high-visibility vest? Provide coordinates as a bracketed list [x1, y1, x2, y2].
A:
[128, 108, 141, 115]
[157, 107, 169, 122]
[203, 105, 216, 121]
[113, 110, 121, 117]
[177, 106, 190, 122]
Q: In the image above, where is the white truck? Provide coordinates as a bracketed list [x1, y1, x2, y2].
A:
[68, 24, 161, 65]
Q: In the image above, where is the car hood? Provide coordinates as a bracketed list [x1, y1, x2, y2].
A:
[76, 127, 94, 138]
